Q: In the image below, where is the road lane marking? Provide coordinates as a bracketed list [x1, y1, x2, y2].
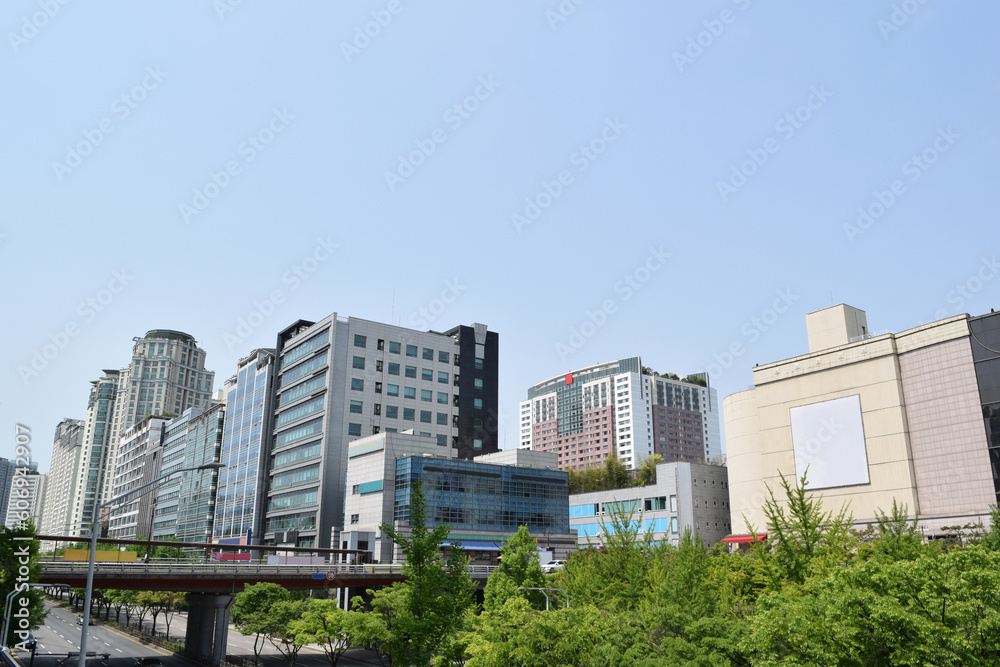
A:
[115, 649, 123, 653]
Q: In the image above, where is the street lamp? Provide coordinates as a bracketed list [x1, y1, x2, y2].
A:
[79, 462, 224, 667]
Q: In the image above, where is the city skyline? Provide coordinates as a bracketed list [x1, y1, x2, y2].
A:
[3, 3, 999, 473]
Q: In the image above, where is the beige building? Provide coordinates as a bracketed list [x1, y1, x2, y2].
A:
[726, 305, 998, 538]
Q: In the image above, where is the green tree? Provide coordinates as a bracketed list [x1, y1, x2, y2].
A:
[483, 526, 546, 612]
[231, 582, 291, 661]
[0, 522, 45, 647]
[267, 599, 310, 667]
[290, 599, 351, 667]
[635, 454, 662, 487]
[374, 480, 476, 666]
[981, 504, 1000, 552]
[760, 470, 854, 584]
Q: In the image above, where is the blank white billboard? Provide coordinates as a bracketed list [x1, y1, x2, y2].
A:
[790, 395, 869, 489]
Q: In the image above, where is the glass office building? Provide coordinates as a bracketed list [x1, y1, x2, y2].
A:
[214, 349, 275, 544]
[393, 455, 570, 535]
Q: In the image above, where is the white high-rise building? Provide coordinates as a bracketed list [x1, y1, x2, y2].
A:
[102, 330, 215, 508]
[40, 418, 85, 537]
[5, 471, 47, 530]
[522, 357, 721, 470]
[107, 416, 169, 540]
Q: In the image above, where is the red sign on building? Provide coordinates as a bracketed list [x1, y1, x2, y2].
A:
[565, 373, 573, 385]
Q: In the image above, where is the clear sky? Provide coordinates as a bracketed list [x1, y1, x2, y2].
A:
[3, 1, 999, 472]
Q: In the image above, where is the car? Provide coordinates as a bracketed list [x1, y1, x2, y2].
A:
[133, 658, 164, 667]
[76, 616, 84, 625]
[541, 560, 566, 573]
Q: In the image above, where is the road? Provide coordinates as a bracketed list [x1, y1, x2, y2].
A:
[11, 600, 385, 667]
[11, 600, 184, 667]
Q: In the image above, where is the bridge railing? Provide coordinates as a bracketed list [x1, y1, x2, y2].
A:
[40, 561, 499, 577]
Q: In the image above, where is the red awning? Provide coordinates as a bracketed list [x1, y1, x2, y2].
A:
[722, 534, 767, 544]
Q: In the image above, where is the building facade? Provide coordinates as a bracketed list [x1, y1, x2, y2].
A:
[520, 357, 721, 470]
[103, 330, 215, 506]
[107, 416, 169, 539]
[213, 349, 276, 545]
[342, 432, 574, 564]
[726, 305, 999, 538]
[568, 461, 731, 548]
[264, 315, 499, 549]
[39, 418, 85, 537]
[5, 471, 46, 530]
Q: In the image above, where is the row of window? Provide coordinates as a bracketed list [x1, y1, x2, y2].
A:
[354, 335, 452, 364]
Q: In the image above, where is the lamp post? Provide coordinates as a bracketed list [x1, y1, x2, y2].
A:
[79, 462, 224, 667]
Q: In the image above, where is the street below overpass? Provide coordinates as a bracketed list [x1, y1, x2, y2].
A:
[10, 600, 385, 667]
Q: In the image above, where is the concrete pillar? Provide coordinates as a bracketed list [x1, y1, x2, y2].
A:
[211, 595, 233, 666]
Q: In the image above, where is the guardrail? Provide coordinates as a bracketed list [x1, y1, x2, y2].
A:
[40, 561, 499, 577]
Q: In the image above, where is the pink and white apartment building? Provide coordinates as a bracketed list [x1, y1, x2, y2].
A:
[519, 357, 721, 470]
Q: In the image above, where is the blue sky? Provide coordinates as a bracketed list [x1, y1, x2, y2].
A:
[3, 1, 998, 471]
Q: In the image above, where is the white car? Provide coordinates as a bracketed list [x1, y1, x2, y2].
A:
[541, 560, 565, 574]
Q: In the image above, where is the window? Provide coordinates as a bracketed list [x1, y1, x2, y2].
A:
[349, 400, 363, 414]
[437, 413, 448, 425]
[372, 425, 380, 434]
[404, 387, 416, 399]
[438, 392, 449, 404]
[420, 410, 432, 423]
[374, 404, 381, 416]
[352, 485, 359, 495]
[388, 363, 400, 376]
[473, 438, 483, 449]
[422, 348, 434, 360]
[351, 514, 359, 524]
[354, 334, 366, 348]
[406, 345, 417, 357]
[387, 384, 399, 397]
[403, 408, 415, 421]
[351, 378, 364, 391]
[437, 434, 448, 446]
[389, 341, 401, 354]
[405, 366, 417, 378]
[348, 423, 362, 436]
[352, 356, 365, 370]
[475, 357, 484, 370]
[376, 360, 383, 372]
[474, 418, 483, 428]
[438, 371, 448, 384]
[377, 339, 384, 350]
[474, 378, 484, 389]
[669, 495, 677, 512]
[375, 382, 382, 393]
[421, 368, 433, 381]
[386, 405, 398, 419]
[474, 398, 483, 409]
[438, 351, 449, 363]
[421, 389, 432, 402]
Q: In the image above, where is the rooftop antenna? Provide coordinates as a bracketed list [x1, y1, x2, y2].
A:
[391, 289, 395, 324]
